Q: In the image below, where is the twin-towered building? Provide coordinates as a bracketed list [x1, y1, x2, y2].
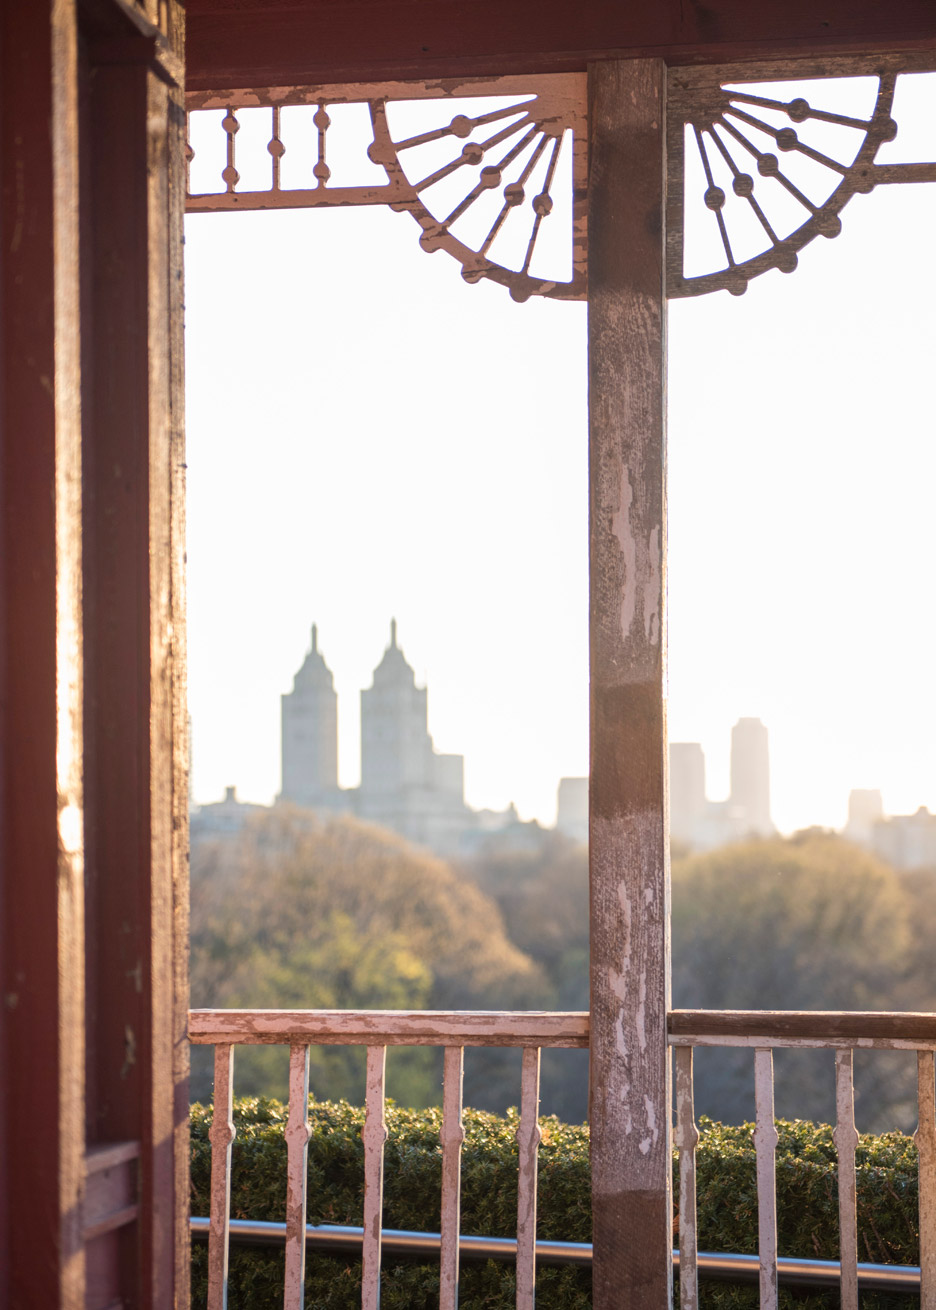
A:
[280, 620, 506, 855]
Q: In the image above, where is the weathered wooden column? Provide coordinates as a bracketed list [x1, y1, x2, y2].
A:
[80, 3, 190, 1304]
[0, 2, 86, 1304]
[588, 59, 671, 1308]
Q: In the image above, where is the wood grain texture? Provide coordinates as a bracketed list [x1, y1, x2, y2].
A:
[188, 1009, 589, 1047]
[587, 58, 671, 1310]
[670, 1010, 936, 1045]
[79, 15, 188, 1299]
[0, 1, 86, 1303]
[674, 1047, 700, 1310]
[834, 1050, 859, 1310]
[515, 1048, 542, 1308]
[362, 1047, 388, 1308]
[439, 1048, 465, 1310]
[185, 0, 936, 90]
[753, 1049, 779, 1310]
[284, 1045, 312, 1308]
[915, 1052, 936, 1310]
[207, 1044, 235, 1310]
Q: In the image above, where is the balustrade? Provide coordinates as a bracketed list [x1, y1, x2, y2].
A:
[189, 1008, 588, 1309]
[670, 1010, 936, 1310]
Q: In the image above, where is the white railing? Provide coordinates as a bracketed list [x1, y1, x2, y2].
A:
[669, 1009, 936, 1310]
[188, 1008, 589, 1310]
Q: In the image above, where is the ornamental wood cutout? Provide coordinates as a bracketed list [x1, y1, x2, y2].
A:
[667, 53, 936, 298]
[186, 75, 587, 301]
[186, 59, 935, 301]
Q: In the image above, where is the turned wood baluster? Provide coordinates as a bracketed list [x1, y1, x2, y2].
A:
[208, 1044, 236, 1310]
[440, 1047, 465, 1310]
[362, 1047, 388, 1309]
[916, 1051, 936, 1310]
[515, 1047, 542, 1308]
[675, 1046, 700, 1310]
[284, 1044, 312, 1308]
[834, 1050, 859, 1310]
[753, 1048, 779, 1310]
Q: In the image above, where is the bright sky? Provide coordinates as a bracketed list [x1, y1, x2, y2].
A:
[185, 74, 936, 833]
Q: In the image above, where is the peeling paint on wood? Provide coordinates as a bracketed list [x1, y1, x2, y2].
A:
[184, 74, 587, 303]
[188, 1009, 589, 1047]
[362, 1047, 388, 1308]
[753, 1049, 779, 1310]
[208, 1044, 235, 1310]
[834, 1050, 859, 1310]
[674, 1047, 699, 1310]
[515, 1048, 542, 1308]
[915, 1052, 936, 1310]
[587, 57, 670, 1309]
[439, 1048, 465, 1310]
[284, 1045, 311, 1308]
[670, 1011, 936, 1047]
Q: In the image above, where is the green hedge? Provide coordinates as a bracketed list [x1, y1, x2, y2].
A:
[190, 1100, 922, 1308]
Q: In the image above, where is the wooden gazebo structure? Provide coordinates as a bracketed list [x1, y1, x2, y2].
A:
[2, 0, 935, 1305]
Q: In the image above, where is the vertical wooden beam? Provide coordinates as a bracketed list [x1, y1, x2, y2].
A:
[587, 57, 671, 1310]
[0, 2, 86, 1305]
[80, 5, 188, 1304]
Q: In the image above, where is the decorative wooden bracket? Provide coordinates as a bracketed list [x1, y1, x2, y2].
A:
[186, 56, 935, 301]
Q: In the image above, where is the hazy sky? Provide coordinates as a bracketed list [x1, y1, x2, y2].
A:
[185, 74, 936, 833]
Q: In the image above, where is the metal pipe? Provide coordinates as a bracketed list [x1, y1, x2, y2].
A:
[189, 1218, 921, 1289]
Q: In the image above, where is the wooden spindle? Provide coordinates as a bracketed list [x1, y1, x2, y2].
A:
[753, 1048, 779, 1310]
[833, 1050, 859, 1310]
[440, 1047, 465, 1310]
[221, 106, 239, 192]
[284, 1044, 312, 1309]
[516, 1047, 542, 1308]
[208, 1044, 236, 1310]
[674, 1047, 700, 1310]
[269, 106, 284, 190]
[915, 1051, 936, 1310]
[362, 1046, 388, 1309]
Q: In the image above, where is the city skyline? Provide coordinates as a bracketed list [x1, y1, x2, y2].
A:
[185, 78, 936, 832]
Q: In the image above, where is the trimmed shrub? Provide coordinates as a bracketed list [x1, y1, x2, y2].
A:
[190, 1100, 921, 1308]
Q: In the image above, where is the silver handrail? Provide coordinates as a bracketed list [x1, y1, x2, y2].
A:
[189, 1218, 921, 1290]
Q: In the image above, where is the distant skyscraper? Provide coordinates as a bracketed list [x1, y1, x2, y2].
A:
[730, 717, 773, 837]
[280, 623, 339, 805]
[844, 788, 884, 847]
[669, 742, 707, 845]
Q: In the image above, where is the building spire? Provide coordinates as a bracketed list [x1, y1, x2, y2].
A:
[390, 617, 398, 649]
[311, 622, 318, 654]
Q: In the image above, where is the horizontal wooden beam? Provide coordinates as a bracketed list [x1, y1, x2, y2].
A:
[189, 1009, 590, 1048]
[186, 0, 936, 90]
[670, 1010, 936, 1048]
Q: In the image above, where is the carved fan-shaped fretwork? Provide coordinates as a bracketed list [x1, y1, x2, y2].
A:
[369, 84, 586, 301]
[668, 67, 901, 297]
[185, 76, 586, 302]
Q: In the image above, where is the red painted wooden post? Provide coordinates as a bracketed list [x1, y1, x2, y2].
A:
[588, 58, 672, 1309]
[0, 2, 86, 1304]
[77, 2, 188, 1304]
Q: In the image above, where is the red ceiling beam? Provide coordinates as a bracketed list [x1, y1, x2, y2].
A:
[186, 0, 936, 90]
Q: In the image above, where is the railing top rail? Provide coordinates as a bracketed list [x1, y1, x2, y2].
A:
[188, 1009, 590, 1048]
[670, 1010, 936, 1050]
